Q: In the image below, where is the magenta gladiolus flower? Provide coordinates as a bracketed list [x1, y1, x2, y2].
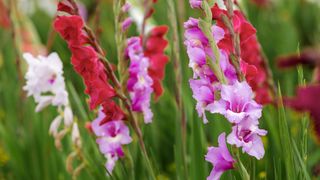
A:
[92, 109, 132, 173]
[184, 17, 225, 58]
[227, 117, 267, 160]
[205, 133, 235, 180]
[126, 37, 154, 123]
[184, 18, 236, 82]
[189, 79, 215, 123]
[184, 17, 238, 123]
[189, 0, 203, 9]
[207, 81, 262, 124]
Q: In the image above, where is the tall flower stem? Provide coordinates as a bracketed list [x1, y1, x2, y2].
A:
[221, 0, 245, 81]
[113, 0, 127, 91]
[68, 0, 156, 178]
[167, 0, 188, 178]
[233, 148, 250, 180]
[199, 0, 228, 84]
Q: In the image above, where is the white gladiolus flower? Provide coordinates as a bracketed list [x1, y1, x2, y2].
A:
[23, 52, 68, 108]
[23, 52, 81, 152]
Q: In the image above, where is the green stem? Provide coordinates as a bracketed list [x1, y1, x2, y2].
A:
[234, 149, 250, 180]
[199, 1, 228, 84]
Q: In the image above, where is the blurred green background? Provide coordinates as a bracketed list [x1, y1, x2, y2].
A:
[1, 0, 320, 179]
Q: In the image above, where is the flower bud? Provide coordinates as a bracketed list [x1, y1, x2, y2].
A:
[49, 115, 62, 136]
[71, 123, 81, 148]
[64, 106, 73, 127]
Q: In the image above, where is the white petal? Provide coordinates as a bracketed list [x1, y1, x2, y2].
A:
[49, 115, 62, 136]
[35, 96, 53, 112]
[71, 123, 81, 147]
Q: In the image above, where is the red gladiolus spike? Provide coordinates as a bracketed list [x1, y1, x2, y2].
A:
[54, 14, 117, 110]
[85, 78, 116, 110]
[240, 60, 258, 82]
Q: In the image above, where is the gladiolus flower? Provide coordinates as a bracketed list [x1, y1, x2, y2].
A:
[23, 52, 68, 108]
[92, 109, 132, 173]
[189, 79, 215, 123]
[184, 18, 237, 82]
[127, 37, 154, 123]
[54, 15, 85, 46]
[207, 81, 262, 124]
[227, 117, 267, 159]
[144, 26, 169, 99]
[54, 15, 117, 112]
[205, 133, 235, 180]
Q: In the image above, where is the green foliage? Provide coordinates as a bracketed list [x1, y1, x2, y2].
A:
[1, 0, 320, 179]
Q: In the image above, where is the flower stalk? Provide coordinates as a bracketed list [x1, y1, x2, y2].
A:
[113, 0, 128, 90]
[234, 148, 250, 180]
[199, 0, 228, 84]
[221, 0, 245, 81]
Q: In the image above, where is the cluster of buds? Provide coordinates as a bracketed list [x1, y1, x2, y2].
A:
[186, 1, 268, 179]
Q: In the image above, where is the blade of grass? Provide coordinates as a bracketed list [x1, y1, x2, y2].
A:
[277, 84, 296, 179]
[67, 82, 89, 121]
[292, 140, 311, 180]
[190, 112, 207, 180]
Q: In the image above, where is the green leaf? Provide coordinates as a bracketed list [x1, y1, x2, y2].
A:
[292, 140, 311, 180]
[277, 84, 296, 179]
